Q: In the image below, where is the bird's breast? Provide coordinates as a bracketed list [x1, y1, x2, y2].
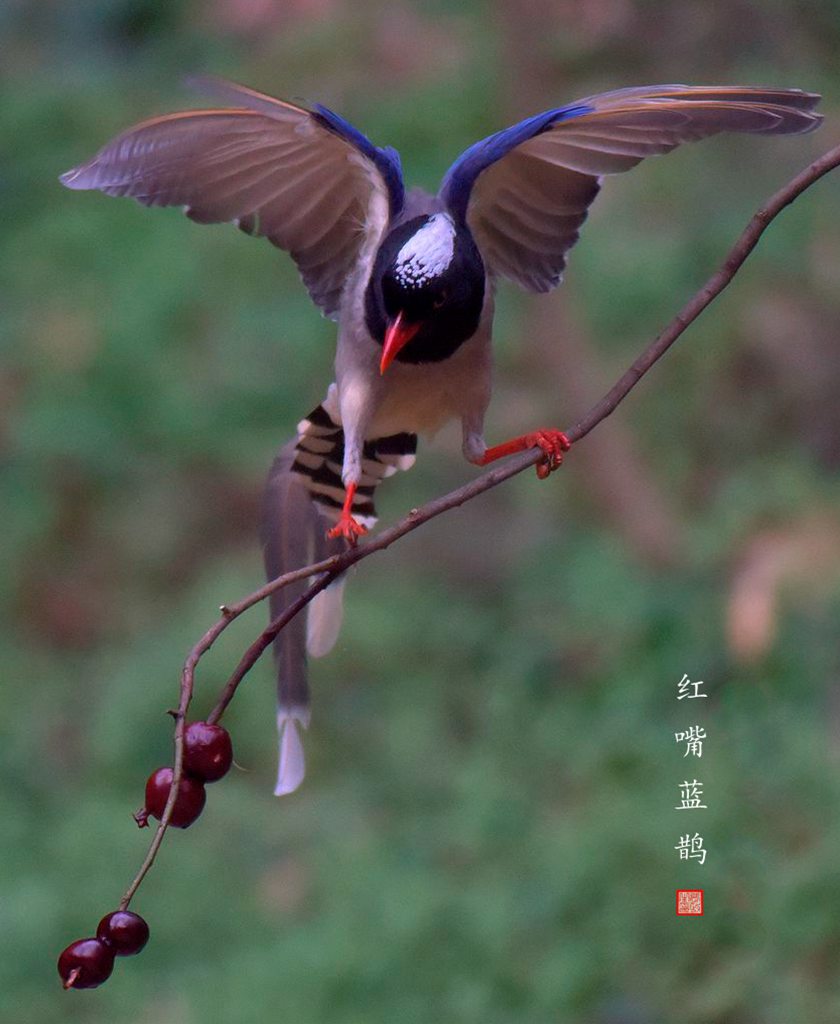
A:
[365, 329, 492, 439]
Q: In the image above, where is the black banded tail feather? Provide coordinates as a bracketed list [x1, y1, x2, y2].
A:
[263, 388, 417, 795]
[262, 440, 325, 795]
[292, 390, 418, 530]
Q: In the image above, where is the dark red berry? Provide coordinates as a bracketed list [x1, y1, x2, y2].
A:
[183, 721, 233, 782]
[58, 937, 115, 989]
[96, 910, 150, 956]
[143, 767, 206, 828]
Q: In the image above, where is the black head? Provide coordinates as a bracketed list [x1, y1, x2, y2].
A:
[365, 212, 485, 370]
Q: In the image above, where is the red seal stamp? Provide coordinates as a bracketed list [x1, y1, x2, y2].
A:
[676, 889, 704, 915]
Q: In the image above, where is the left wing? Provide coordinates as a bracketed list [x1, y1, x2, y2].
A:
[439, 85, 821, 293]
[60, 77, 405, 319]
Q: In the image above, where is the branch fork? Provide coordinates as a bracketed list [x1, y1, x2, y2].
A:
[118, 141, 840, 911]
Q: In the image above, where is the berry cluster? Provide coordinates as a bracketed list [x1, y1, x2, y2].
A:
[58, 721, 233, 990]
[58, 911, 149, 989]
[134, 722, 232, 829]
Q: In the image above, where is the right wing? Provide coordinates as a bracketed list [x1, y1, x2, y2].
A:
[60, 77, 405, 319]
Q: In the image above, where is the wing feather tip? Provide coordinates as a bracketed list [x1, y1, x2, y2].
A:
[59, 166, 89, 189]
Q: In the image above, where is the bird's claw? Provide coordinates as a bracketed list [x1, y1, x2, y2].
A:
[476, 428, 571, 475]
[327, 514, 368, 545]
[327, 481, 368, 545]
[530, 429, 571, 479]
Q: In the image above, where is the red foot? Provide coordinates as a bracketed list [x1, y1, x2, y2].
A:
[327, 513, 368, 544]
[478, 428, 571, 479]
[326, 482, 368, 545]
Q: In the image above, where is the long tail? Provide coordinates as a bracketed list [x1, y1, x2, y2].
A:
[262, 385, 417, 795]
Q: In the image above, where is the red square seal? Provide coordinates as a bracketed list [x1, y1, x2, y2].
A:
[676, 889, 704, 915]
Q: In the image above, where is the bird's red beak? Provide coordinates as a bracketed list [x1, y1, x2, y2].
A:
[380, 312, 421, 374]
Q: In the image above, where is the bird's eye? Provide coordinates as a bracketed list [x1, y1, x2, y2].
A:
[433, 290, 447, 310]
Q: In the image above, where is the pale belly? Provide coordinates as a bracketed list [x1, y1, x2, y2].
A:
[365, 326, 492, 439]
[366, 362, 466, 438]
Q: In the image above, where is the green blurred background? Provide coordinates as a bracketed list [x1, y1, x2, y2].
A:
[3, 1, 840, 1022]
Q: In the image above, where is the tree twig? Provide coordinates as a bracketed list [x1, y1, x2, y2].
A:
[119, 140, 840, 909]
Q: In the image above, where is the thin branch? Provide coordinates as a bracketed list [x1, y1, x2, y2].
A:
[118, 140, 840, 909]
[206, 572, 336, 725]
[567, 143, 840, 441]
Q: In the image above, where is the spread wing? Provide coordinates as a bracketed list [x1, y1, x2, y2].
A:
[439, 85, 821, 292]
[60, 77, 405, 319]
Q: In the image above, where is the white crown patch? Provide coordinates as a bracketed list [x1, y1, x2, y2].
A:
[394, 213, 455, 289]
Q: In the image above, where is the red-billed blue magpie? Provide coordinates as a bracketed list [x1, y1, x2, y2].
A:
[61, 79, 821, 793]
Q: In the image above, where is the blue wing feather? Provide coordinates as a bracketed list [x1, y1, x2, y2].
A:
[313, 104, 405, 217]
[439, 103, 593, 222]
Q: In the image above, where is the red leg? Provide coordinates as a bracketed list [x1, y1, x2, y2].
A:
[477, 429, 571, 479]
[327, 482, 369, 544]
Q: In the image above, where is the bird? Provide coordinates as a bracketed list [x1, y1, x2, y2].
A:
[61, 78, 821, 794]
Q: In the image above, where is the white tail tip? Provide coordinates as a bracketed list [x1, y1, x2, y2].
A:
[274, 713, 307, 796]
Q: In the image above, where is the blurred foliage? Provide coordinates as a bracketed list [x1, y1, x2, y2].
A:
[2, 2, 840, 1022]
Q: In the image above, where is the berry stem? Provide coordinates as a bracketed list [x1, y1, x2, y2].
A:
[118, 706, 189, 910]
[117, 570, 337, 910]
